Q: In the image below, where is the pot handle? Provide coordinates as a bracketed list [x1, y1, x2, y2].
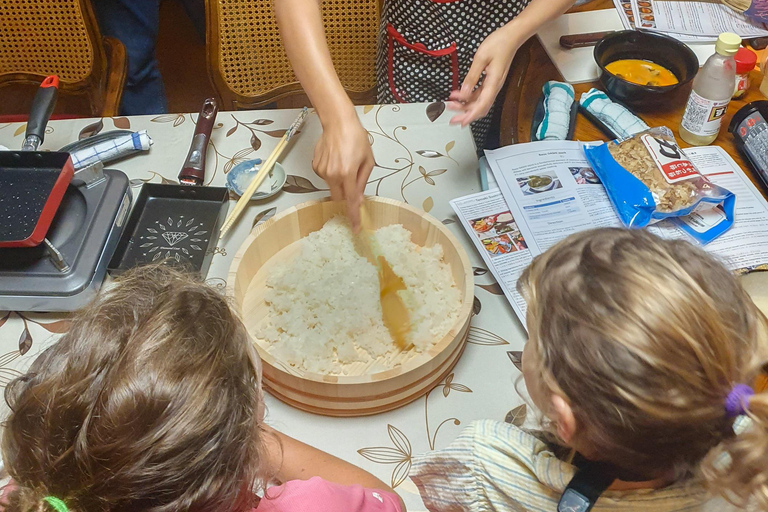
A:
[179, 97, 219, 185]
[22, 76, 59, 151]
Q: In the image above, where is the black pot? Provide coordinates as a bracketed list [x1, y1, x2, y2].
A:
[594, 30, 699, 110]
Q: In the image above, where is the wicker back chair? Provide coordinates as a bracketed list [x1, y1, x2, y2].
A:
[206, 0, 379, 109]
[0, 0, 127, 117]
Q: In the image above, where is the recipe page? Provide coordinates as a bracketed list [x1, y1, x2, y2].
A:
[649, 146, 768, 271]
[465, 141, 768, 325]
[628, 0, 715, 41]
[643, 0, 768, 37]
[450, 190, 532, 322]
[485, 141, 622, 253]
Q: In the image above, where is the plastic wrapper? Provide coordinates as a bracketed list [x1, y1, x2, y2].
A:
[584, 127, 735, 244]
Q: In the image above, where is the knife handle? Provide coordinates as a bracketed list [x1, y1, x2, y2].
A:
[179, 97, 218, 185]
[559, 31, 614, 49]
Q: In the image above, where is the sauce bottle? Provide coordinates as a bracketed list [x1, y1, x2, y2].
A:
[733, 47, 756, 99]
[680, 32, 742, 146]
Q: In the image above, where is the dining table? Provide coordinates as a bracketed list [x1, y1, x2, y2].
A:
[0, 102, 528, 511]
[2, 6, 768, 508]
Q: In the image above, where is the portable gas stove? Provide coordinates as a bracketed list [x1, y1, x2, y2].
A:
[0, 164, 131, 312]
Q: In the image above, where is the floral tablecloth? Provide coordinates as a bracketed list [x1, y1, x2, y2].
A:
[0, 103, 529, 510]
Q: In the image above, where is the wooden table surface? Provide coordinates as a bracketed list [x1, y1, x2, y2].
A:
[500, 0, 768, 194]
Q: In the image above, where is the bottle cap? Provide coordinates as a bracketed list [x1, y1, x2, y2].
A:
[735, 47, 757, 74]
[716, 32, 742, 56]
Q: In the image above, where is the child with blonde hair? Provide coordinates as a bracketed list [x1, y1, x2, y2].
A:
[411, 228, 768, 511]
[0, 266, 404, 512]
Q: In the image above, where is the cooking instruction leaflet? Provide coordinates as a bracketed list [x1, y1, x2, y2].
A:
[452, 141, 768, 327]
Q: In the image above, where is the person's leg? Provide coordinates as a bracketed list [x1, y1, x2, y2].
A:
[92, 0, 168, 115]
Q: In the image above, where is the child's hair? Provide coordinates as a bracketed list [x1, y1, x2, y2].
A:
[2, 265, 269, 512]
[517, 228, 768, 508]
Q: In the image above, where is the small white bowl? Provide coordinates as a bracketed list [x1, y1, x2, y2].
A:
[227, 159, 287, 201]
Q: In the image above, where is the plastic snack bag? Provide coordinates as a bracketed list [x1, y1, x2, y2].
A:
[584, 127, 735, 244]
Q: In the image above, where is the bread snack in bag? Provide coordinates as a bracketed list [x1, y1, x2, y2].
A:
[584, 127, 735, 243]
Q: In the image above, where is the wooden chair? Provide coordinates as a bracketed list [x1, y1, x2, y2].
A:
[205, 0, 379, 110]
[0, 0, 128, 117]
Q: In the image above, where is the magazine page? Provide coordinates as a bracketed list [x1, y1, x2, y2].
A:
[450, 190, 532, 322]
[638, 0, 768, 37]
[484, 141, 622, 253]
[649, 146, 768, 271]
[629, 0, 716, 41]
[614, 0, 635, 29]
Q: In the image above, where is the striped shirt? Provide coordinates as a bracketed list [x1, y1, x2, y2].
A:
[410, 420, 711, 511]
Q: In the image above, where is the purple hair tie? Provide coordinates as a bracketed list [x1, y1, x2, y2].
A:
[725, 383, 754, 417]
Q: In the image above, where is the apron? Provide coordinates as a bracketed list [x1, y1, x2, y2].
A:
[376, 0, 533, 148]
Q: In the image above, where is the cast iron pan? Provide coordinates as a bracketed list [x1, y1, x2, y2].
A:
[109, 98, 228, 277]
[0, 76, 75, 248]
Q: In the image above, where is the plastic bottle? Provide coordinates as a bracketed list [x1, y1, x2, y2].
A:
[733, 47, 756, 99]
[680, 32, 742, 146]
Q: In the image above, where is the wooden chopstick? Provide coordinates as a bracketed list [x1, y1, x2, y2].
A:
[219, 107, 309, 238]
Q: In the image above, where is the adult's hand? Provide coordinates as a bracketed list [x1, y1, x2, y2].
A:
[448, 25, 521, 127]
[312, 112, 374, 232]
[448, 0, 576, 126]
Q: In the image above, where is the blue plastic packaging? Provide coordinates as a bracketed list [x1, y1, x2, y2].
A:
[584, 127, 735, 244]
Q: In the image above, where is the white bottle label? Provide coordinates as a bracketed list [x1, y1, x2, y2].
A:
[681, 91, 730, 136]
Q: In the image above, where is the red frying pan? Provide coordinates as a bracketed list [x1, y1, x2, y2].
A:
[0, 76, 75, 248]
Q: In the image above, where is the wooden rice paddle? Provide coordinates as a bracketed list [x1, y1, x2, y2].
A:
[356, 203, 412, 350]
[219, 108, 309, 238]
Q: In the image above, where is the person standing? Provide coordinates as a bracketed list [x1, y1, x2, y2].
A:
[91, 0, 205, 115]
[275, 0, 575, 230]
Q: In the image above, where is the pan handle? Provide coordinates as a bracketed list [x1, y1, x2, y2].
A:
[559, 31, 614, 49]
[22, 76, 59, 151]
[179, 98, 219, 185]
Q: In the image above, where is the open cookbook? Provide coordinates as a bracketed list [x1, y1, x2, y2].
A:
[450, 141, 768, 326]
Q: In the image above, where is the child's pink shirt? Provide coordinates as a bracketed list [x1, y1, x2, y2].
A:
[2, 477, 402, 512]
[256, 477, 402, 512]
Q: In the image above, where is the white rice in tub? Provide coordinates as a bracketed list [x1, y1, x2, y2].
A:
[258, 216, 461, 375]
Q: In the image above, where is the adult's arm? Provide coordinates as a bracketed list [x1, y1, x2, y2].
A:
[274, 0, 374, 231]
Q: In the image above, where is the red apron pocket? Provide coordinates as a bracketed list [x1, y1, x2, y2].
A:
[386, 23, 459, 104]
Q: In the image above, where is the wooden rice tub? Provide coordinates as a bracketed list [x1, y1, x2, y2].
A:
[228, 197, 474, 416]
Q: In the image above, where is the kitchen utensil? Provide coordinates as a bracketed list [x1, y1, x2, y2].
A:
[356, 203, 411, 351]
[226, 159, 287, 201]
[108, 184, 228, 275]
[0, 162, 132, 312]
[594, 30, 698, 108]
[109, 98, 228, 276]
[0, 76, 75, 248]
[179, 98, 218, 186]
[560, 31, 615, 49]
[219, 107, 309, 238]
[228, 196, 474, 416]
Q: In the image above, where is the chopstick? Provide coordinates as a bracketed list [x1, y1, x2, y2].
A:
[219, 107, 309, 238]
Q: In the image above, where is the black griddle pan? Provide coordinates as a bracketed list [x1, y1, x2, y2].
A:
[108, 98, 226, 276]
[108, 183, 228, 276]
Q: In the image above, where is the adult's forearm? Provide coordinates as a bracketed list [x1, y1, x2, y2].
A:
[501, 0, 576, 44]
[273, 0, 357, 126]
